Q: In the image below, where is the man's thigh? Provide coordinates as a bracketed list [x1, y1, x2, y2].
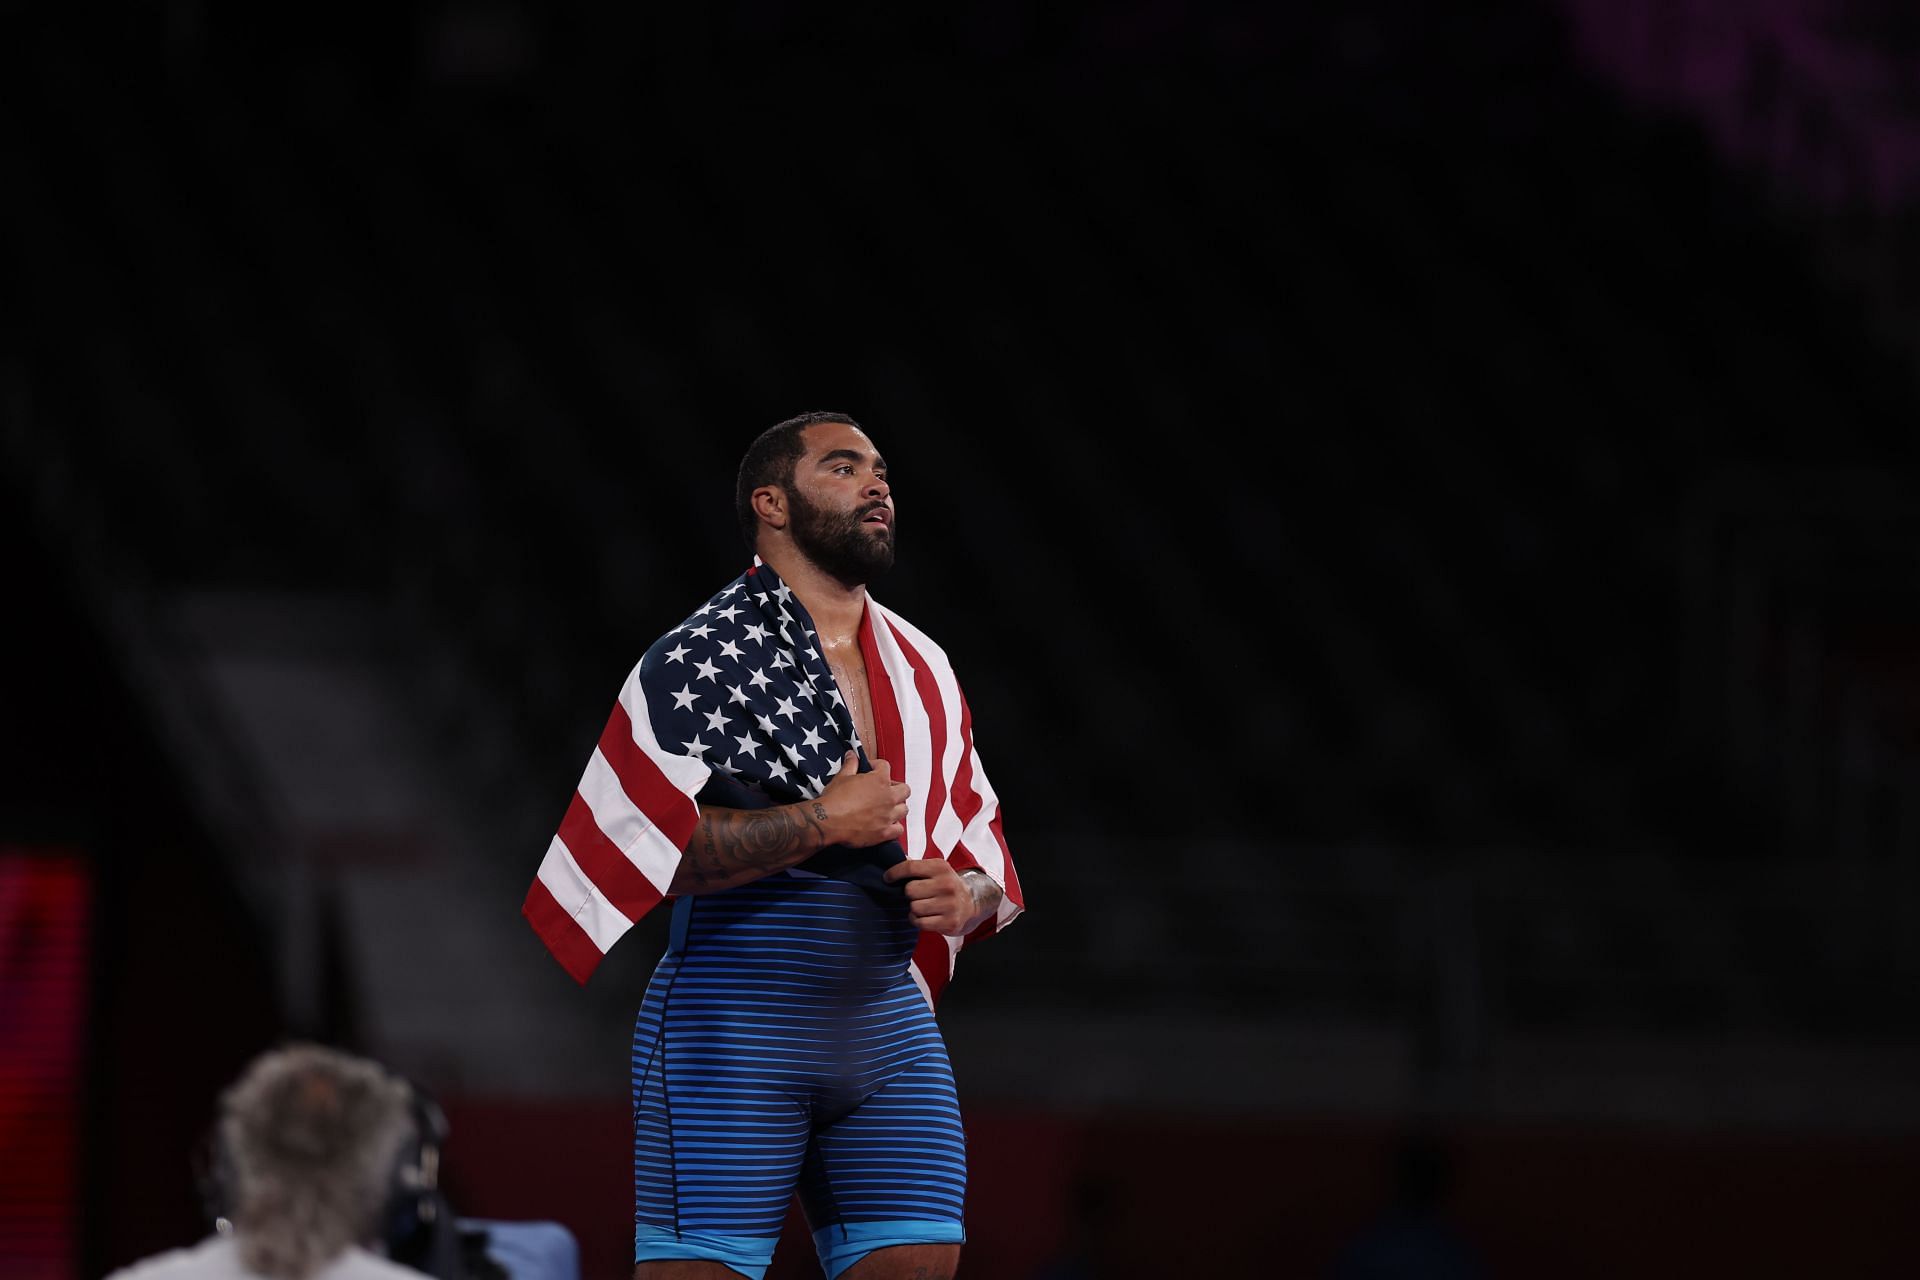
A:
[633, 1262, 750, 1279]
[632, 1244, 961, 1280]
[839, 1243, 961, 1279]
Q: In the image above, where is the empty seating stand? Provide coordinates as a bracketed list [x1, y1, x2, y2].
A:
[8, 1, 1920, 1058]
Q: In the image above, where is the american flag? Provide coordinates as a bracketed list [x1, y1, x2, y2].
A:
[522, 558, 1023, 1004]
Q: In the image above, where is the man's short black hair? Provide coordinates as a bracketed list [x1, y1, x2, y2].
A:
[735, 410, 862, 552]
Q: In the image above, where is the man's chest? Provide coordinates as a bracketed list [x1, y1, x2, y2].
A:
[824, 647, 880, 761]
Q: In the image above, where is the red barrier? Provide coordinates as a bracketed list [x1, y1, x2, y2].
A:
[0, 849, 93, 1280]
[438, 1097, 1920, 1278]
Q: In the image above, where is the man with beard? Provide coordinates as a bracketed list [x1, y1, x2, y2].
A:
[521, 412, 1024, 1280]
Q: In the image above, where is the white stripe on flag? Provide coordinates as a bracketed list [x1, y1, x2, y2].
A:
[874, 599, 1019, 925]
[534, 834, 635, 954]
[887, 605, 1010, 887]
[874, 603, 957, 860]
[957, 745, 1011, 888]
[871, 614, 933, 860]
[578, 748, 682, 894]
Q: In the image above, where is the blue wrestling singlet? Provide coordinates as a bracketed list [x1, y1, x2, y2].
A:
[630, 872, 967, 1279]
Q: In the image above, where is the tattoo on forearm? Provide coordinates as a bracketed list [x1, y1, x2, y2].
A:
[682, 804, 827, 888]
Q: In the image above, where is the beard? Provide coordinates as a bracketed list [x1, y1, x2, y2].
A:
[788, 486, 895, 586]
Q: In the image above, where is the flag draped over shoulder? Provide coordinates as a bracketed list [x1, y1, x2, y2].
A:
[522, 559, 1023, 1003]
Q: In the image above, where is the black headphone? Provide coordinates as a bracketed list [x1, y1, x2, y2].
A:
[383, 1082, 463, 1279]
[192, 1074, 460, 1277]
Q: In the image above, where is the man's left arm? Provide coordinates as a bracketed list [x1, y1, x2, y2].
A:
[883, 861, 1005, 937]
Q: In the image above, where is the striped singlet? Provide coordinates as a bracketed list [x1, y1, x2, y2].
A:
[630, 867, 966, 1278]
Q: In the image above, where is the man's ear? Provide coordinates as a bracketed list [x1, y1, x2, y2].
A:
[752, 485, 788, 531]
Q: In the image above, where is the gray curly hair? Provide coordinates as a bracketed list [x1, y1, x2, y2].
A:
[217, 1043, 415, 1280]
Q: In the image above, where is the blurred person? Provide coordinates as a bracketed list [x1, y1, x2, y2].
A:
[109, 1043, 581, 1280]
[522, 411, 1024, 1280]
[105, 1043, 437, 1280]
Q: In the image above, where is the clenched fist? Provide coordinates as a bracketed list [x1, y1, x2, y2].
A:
[817, 750, 910, 848]
[883, 859, 1001, 936]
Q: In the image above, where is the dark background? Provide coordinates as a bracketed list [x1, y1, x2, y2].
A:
[5, 1, 1920, 1277]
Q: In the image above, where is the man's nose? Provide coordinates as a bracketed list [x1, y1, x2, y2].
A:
[864, 473, 890, 500]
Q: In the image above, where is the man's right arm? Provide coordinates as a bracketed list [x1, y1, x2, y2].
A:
[672, 800, 832, 894]
[669, 751, 910, 895]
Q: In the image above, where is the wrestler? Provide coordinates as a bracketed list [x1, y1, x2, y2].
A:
[522, 412, 1024, 1280]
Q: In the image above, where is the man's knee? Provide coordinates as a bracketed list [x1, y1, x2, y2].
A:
[838, 1242, 962, 1280]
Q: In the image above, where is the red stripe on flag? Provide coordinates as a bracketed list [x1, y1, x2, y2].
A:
[521, 877, 605, 985]
[913, 931, 952, 1005]
[860, 608, 909, 784]
[557, 790, 665, 920]
[996, 852, 1023, 911]
[598, 699, 699, 850]
[991, 805, 1023, 908]
[949, 689, 1022, 909]
[880, 619, 953, 859]
[947, 688, 985, 834]
[960, 687, 1021, 905]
